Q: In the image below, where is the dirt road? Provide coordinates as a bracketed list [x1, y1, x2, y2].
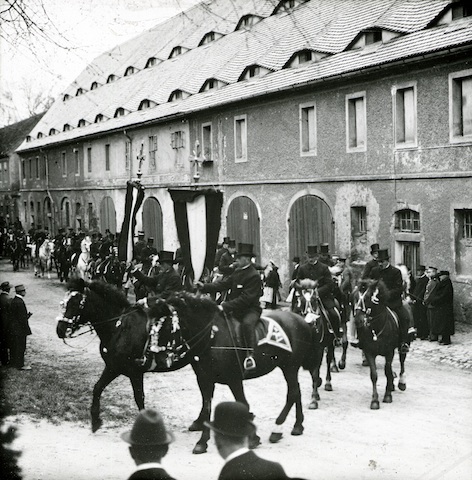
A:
[2, 260, 472, 480]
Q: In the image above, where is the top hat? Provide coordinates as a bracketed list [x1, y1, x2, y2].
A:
[1, 281, 11, 291]
[158, 251, 174, 263]
[306, 245, 319, 256]
[319, 243, 330, 254]
[204, 401, 256, 438]
[15, 284, 26, 293]
[235, 243, 254, 257]
[418, 265, 426, 271]
[228, 239, 236, 248]
[223, 236, 231, 244]
[292, 256, 300, 263]
[121, 409, 174, 446]
[377, 249, 390, 261]
[438, 270, 450, 276]
[370, 243, 380, 253]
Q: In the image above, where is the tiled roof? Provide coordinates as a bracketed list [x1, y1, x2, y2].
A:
[19, 0, 466, 152]
[0, 113, 45, 157]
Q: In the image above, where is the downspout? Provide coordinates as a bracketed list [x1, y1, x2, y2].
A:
[123, 130, 132, 181]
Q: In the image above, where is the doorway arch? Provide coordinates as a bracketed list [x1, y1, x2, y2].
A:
[100, 196, 116, 234]
[141, 196, 163, 251]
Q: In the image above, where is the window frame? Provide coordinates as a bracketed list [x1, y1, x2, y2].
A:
[87, 147, 92, 173]
[105, 144, 110, 171]
[299, 102, 317, 156]
[346, 91, 367, 152]
[234, 114, 248, 163]
[393, 81, 417, 149]
[202, 122, 213, 160]
[449, 68, 472, 144]
[74, 149, 80, 176]
[61, 151, 67, 177]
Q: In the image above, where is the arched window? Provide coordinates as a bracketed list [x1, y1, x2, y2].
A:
[26, 136, 32, 142]
[169, 46, 182, 58]
[199, 31, 216, 46]
[78, 119, 87, 127]
[138, 99, 151, 110]
[63, 94, 70, 101]
[145, 57, 158, 68]
[95, 114, 104, 123]
[63, 124, 71, 132]
[90, 82, 99, 90]
[37, 132, 43, 139]
[76, 88, 84, 96]
[114, 107, 125, 117]
[49, 128, 58, 135]
[235, 15, 262, 31]
[124, 66, 136, 76]
[107, 74, 117, 83]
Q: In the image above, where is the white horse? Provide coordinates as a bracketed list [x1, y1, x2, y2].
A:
[37, 239, 55, 279]
[76, 236, 92, 280]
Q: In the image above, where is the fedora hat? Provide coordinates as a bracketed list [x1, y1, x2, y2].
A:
[319, 243, 330, 254]
[235, 243, 254, 258]
[377, 249, 390, 261]
[306, 245, 318, 256]
[15, 284, 26, 293]
[121, 408, 174, 445]
[158, 251, 174, 263]
[1, 281, 11, 291]
[370, 243, 380, 253]
[204, 401, 256, 438]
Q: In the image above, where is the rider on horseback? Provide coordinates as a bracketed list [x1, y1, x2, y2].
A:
[196, 243, 262, 371]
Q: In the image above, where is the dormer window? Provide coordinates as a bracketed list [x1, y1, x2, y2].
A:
[299, 50, 313, 64]
[37, 132, 43, 139]
[90, 82, 99, 90]
[107, 74, 118, 83]
[248, 65, 259, 78]
[452, 4, 472, 20]
[49, 128, 58, 136]
[63, 94, 70, 101]
[199, 31, 216, 46]
[26, 136, 32, 143]
[239, 64, 271, 81]
[78, 119, 87, 127]
[124, 66, 136, 76]
[236, 15, 262, 31]
[273, 0, 307, 15]
[365, 29, 382, 45]
[76, 88, 84, 96]
[138, 99, 156, 110]
[200, 78, 227, 93]
[170, 90, 182, 101]
[145, 57, 159, 68]
[169, 46, 182, 59]
[114, 108, 126, 117]
[95, 114, 104, 123]
[63, 124, 71, 132]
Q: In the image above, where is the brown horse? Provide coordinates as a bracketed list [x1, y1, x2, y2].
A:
[56, 279, 319, 454]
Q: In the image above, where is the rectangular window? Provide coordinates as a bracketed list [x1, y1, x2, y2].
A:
[88, 203, 94, 230]
[300, 103, 316, 155]
[105, 144, 110, 171]
[21, 159, 25, 180]
[149, 135, 157, 170]
[398, 210, 420, 232]
[450, 69, 472, 142]
[35, 156, 40, 179]
[37, 201, 41, 225]
[61, 152, 67, 176]
[394, 83, 417, 147]
[87, 147, 92, 173]
[234, 115, 247, 162]
[202, 123, 212, 159]
[171, 131, 184, 149]
[351, 206, 367, 233]
[28, 159, 32, 179]
[125, 141, 131, 171]
[346, 92, 366, 151]
[461, 209, 472, 239]
[74, 149, 79, 175]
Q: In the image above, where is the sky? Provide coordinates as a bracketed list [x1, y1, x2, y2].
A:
[0, 0, 201, 126]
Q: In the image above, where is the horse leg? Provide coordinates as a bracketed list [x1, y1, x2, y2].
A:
[325, 344, 333, 391]
[129, 373, 145, 410]
[228, 381, 261, 449]
[91, 366, 121, 432]
[398, 351, 407, 391]
[190, 359, 214, 454]
[309, 348, 323, 409]
[366, 353, 379, 409]
[383, 351, 395, 403]
[338, 329, 348, 370]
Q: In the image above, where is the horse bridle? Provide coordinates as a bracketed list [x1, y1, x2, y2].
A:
[354, 289, 386, 341]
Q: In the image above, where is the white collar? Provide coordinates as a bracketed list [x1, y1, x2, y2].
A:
[134, 462, 164, 472]
[225, 447, 249, 463]
[15, 294, 24, 298]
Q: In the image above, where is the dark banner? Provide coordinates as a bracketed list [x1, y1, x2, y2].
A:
[169, 189, 223, 281]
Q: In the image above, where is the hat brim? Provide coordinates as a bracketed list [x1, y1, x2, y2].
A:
[120, 430, 175, 445]
[203, 420, 256, 437]
[235, 252, 253, 258]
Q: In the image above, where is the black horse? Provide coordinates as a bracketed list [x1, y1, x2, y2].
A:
[56, 279, 318, 454]
[54, 241, 72, 283]
[294, 279, 341, 410]
[352, 279, 407, 409]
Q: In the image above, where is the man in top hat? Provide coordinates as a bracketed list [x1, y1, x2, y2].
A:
[134, 231, 147, 263]
[0, 281, 12, 366]
[423, 266, 439, 341]
[295, 245, 341, 338]
[140, 237, 159, 273]
[206, 401, 289, 480]
[218, 239, 237, 279]
[121, 408, 176, 480]
[133, 251, 182, 300]
[214, 236, 231, 268]
[196, 243, 262, 371]
[362, 243, 380, 280]
[9, 284, 32, 370]
[318, 243, 333, 267]
[373, 249, 415, 353]
[411, 265, 429, 339]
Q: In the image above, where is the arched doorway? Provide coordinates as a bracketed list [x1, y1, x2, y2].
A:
[226, 196, 261, 260]
[288, 195, 334, 261]
[100, 196, 116, 234]
[141, 197, 163, 250]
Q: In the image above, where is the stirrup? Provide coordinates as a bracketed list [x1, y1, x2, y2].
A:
[243, 356, 256, 371]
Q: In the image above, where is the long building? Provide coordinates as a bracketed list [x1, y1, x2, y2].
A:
[14, 0, 472, 319]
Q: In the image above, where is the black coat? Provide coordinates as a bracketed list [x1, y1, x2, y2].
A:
[218, 450, 288, 480]
[203, 264, 262, 316]
[219, 251, 235, 277]
[9, 295, 31, 337]
[427, 277, 454, 336]
[372, 264, 403, 309]
[127, 467, 176, 480]
[296, 261, 335, 308]
[134, 268, 182, 298]
[412, 274, 428, 302]
[0, 292, 11, 335]
[362, 258, 379, 280]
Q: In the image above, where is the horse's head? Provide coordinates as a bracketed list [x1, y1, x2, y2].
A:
[56, 278, 87, 338]
[353, 279, 388, 327]
[296, 279, 319, 319]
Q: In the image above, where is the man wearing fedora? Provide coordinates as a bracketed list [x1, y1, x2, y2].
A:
[206, 401, 289, 480]
[133, 251, 182, 299]
[0, 281, 12, 366]
[121, 408, 176, 480]
[9, 284, 32, 370]
[295, 245, 342, 338]
[373, 249, 415, 353]
[361, 243, 380, 279]
[196, 243, 262, 371]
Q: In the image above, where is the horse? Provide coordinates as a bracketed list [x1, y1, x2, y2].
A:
[37, 239, 55, 278]
[75, 236, 92, 280]
[56, 279, 318, 454]
[9, 235, 23, 272]
[54, 240, 72, 283]
[352, 279, 407, 409]
[92, 254, 127, 288]
[294, 279, 341, 410]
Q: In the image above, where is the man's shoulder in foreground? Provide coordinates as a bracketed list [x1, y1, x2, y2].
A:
[219, 450, 288, 480]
